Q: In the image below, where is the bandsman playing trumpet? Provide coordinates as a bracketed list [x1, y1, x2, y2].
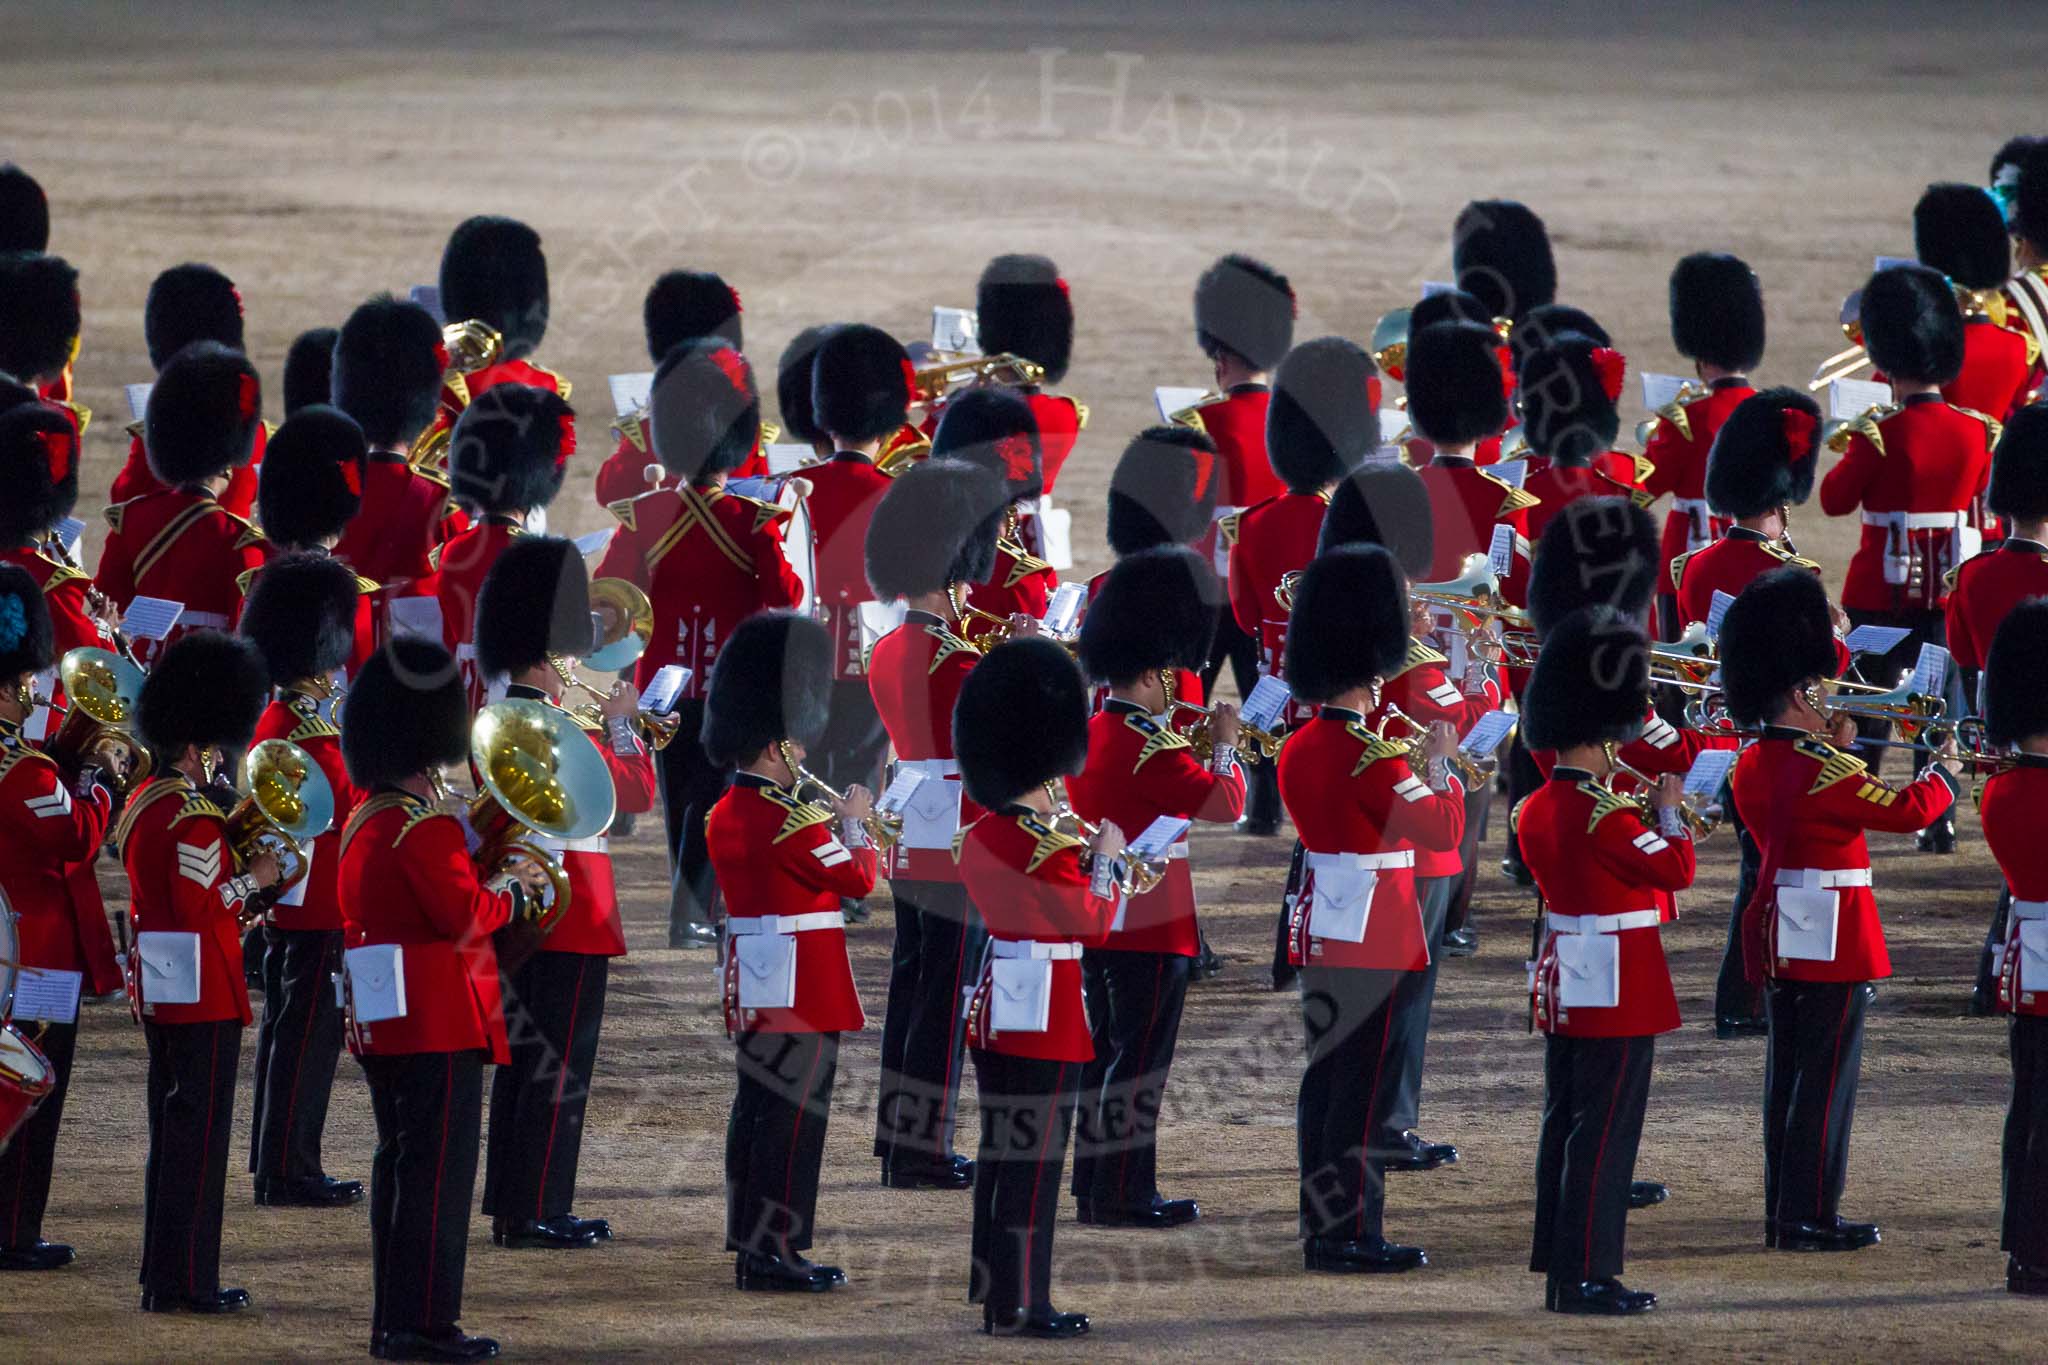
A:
[592, 270, 748, 506]
[1065, 545, 1244, 1228]
[473, 536, 656, 1251]
[330, 297, 459, 594]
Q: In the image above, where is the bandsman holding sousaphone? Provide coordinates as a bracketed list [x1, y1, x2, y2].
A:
[473, 536, 654, 1251]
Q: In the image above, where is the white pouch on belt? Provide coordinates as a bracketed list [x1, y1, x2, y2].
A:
[1775, 887, 1841, 962]
[1554, 934, 1620, 1009]
[1308, 866, 1379, 944]
[989, 958, 1053, 1033]
[900, 777, 963, 851]
[343, 943, 407, 1023]
[734, 933, 798, 1010]
[2019, 920, 2048, 996]
[135, 931, 202, 1005]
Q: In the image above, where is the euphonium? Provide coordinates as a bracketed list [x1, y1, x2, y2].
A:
[782, 744, 901, 850]
[1610, 755, 1718, 841]
[441, 318, 504, 376]
[911, 353, 1045, 406]
[1369, 305, 1413, 377]
[469, 700, 617, 935]
[47, 647, 151, 793]
[1165, 700, 1281, 765]
[225, 739, 337, 912]
[1044, 785, 1168, 898]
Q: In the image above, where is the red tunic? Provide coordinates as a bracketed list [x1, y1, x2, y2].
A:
[250, 693, 361, 934]
[705, 775, 874, 1035]
[2, 546, 106, 743]
[1817, 394, 1997, 612]
[95, 488, 267, 666]
[1189, 386, 1278, 510]
[1641, 379, 1751, 592]
[1519, 461, 1639, 549]
[0, 725, 118, 990]
[115, 776, 254, 1026]
[1022, 391, 1084, 496]
[959, 808, 1117, 1062]
[1064, 703, 1245, 957]
[428, 518, 523, 705]
[338, 792, 513, 1062]
[1941, 319, 2036, 423]
[963, 539, 1055, 646]
[867, 613, 981, 884]
[334, 454, 451, 592]
[418, 358, 570, 465]
[1224, 491, 1329, 716]
[591, 408, 770, 508]
[1519, 771, 1693, 1038]
[799, 453, 893, 679]
[1415, 457, 1536, 583]
[1278, 707, 1465, 971]
[109, 422, 269, 522]
[1671, 528, 1820, 630]
[1370, 643, 1495, 879]
[1980, 759, 2048, 1017]
[1945, 539, 2048, 674]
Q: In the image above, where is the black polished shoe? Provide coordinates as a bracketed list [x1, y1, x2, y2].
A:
[1917, 818, 1957, 854]
[1235, 815, 1282, 838]
[984, 1306, 1090, 1338]
[790, 1253, 847, 1285]
[1193, 938, 1224, 981]
[254, 1174, 364, 1207]
[881, 1157, 973, 1190]
[1500, 855, 1534, 888]
[1628, 1181, 1669, 1209]
[1714, 1015, 1769, 1039]
[1380, 1131, 1458, 1172]
[1547, 1277, 1656, 1315]
[668, 921, 719, 949]
[735, 1250, 835, 1292]
[0, 1240, 74, 1271]
[372, 1328, 502, 1361]
[1440, 927, 1479, 958]
[1774, 1216, 1880, 1252]
[1076, 1195, 1200, 1228]
[2009, 1258, 2048, 1295]
[568, 1214, 613, 1242]
[140, 1286, 250, 1314]
[1303, 1236, 1427, 1274]
[494, 1215, 599, 1249]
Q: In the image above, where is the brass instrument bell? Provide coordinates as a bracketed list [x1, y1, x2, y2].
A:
[227, 739, 338, 905]
[469, 700, 616, 933]
[49, 647, 151, 793]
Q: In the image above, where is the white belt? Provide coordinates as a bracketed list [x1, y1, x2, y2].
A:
[1861, 511, 1966, 531]
[180, 610, 228, 629]
[528, 833, 610, 855]
[1672, 497, 1711, 515]
[2013, 900, 2048, 923]
[727, 910, 845, 935]
[1305, 849, 1415, 872]
[1548, 909, 1660, 935]
[1774, 867, 1872, 890]
[990, 938, 1083, 960]
[897, 758, 960, 778]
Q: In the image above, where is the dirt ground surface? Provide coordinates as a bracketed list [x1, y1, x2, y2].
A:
[4, 1, 2047, 1358]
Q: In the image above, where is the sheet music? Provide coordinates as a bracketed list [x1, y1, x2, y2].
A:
[1910, 643, 1950, 697]
[1830, 377, 1892, 419]
[12, 966, 81, 1024]
[639, 665, 689, 715]
[1377, 407, 1412, 442]
[1706, 590, 1737, 641]
[1683, 747, 1738, 798]
[408, 284, 444, 323]
[1873, 254, 1917, 272]
[386, 595, 444, 641]
[1419, 280, 1456, 298]
[124, 383, 154, 422]
[121, 596, 184, 640]
[1487, 523, 1517, 577]
[53, 516, 85, 556]
[1127, 815, 1191, 860]
[572, 527, 616, 558]
[877, 768, 927, 816]
[1640, 372, 1687, 411]
[931, 306, 980, 355]
[1460, 709, 1516, 755]
[1488, 459, 1528, 490]
[1842, 624, 1911, 656]
[608, 372, 653, 417]
[1241, 676, 1291, 732]
[765, 444, 812, 475]
[1154, 386, 1208, 422]
[1041, 581, 1085, 636]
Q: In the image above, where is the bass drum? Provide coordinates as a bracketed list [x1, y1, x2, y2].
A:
[0, 1025, 53, 1157]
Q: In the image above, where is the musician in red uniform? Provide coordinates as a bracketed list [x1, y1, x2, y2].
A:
[0, 162, 47, 253]
[472, 536, 655, 1251]
[941, 388, 1056, 642]
[282, 326, 339, 417]
[339, 636, 540, 1361]
[1281, 545, 1463, 1275]
[1721, 568, 1962, 1252]
[1642, 253, 1765, 637]
[702, 611, 875, 1293]
[436, 383, 573, 705]
[1913, 183, 2037, 423]
[2000, 147, 2048, 367]
[117, 631, 278, 1313]
[1949, 405, 2048, 696]
[1516, 334, 1635, 546]
[237, 555, 364, 1210]
[775, 324, 839, 464]
[0, 253, 81, 426]
[0, 567, 120, 1271]
[1979, 601, 2048, 1295]
[96, 342, 268, 666]
[108, 265, 269, 519]
[593, 269, 745, 507]
[1406, 319, 1532, 589]
[1227, 336, 1381, 835]
[1065, 546, 1243, 1226]
[1519, 607, 1695, 1315]
[595, 338, 804, 947]
[955, 637, 1119, 1337]
[1102, 425, 1222, 580]
[973, 254, 1085, 500]
[331, 296, 457, 597]
[1819, 264, 1996, 851]
[252, 405, 379, 677]
[864, 462, 1011, 1186]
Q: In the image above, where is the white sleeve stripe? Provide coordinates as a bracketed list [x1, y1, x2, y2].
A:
[181, 862, 217, 889]
[1633, 833, 1671, 854]
[1640, 719, 1678, 749]
[1392, 775, 1429, 802]
[1426, 684, 1462, 706]
[811, 840, 853, 868]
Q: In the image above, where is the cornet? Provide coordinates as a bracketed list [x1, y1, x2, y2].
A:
[780, 743, 901, 850]
[226, 739, 337, 918]
[1377, 703, 1495, 787]
[947, 583, 1024, 650]
[1609, 755, 1718, 841]
[46, 647, 151, 794]
[1043, 784, 1169, 899]
[1166, 701, 1282, 765]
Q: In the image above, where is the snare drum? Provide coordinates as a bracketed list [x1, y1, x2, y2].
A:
[0, 1024, 54, 1156]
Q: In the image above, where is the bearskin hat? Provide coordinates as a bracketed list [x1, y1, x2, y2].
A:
[1077, 545, 1220, 685]
[1283, 545, 1409, 703]
[1106, 425, 1220, 556]
[282, 326, 338, 416]
[1409, 288, 1492, 333]
[1984, 599, 2048, 746]
[1452, 199, 1556, 323]
[332, 296, 445, 448]
[449, 382, 573, 516]
[0, 251, 80, 384]
[776, 324, 840, 447]
[1318, 463, 1435, 577]
[1718, 567, 1837, 727]
[137, 630, 269, 759]
[1519, 333, 1624, 466]
[1989, 403, 2048, 522]
[341, 635, 469, 788]
[0, 399, 80, 546]
[1521, 606, 1650, 751]
[1705, 388, 1822, 520]
[1404, 321, 1509, 448]
[1668, 253, 1766, 373]
[438, 215, 549, 360]
[1860, 263, 1965, 385]
[701, 610, 834, 766]
[239, 552, 359, 686]
[811, 322, 912, 444]
[144, 341, 261, 487]
[144, 263, 244, 372]
[0, 563, 53, 683]
[931, 387, 1043, 502]
[865, 458, 1007, 601]
[1194, 253, 1295, 372]
[1914, 183, 2011, 293]
[645, 269, 743, 361]
[975, 254, 1073, 384]
[649, 338, 759, 482]
[954, 637, 1090, 808]
[1511, 303, 1611, 374]
[0, 164, 48, 254]
[474, 535, 594, 679]
[257, 405, 366, 548]
[2014, 142, 2048, 247]
[1528, 496, 1659, 639]
[1267, 337, 1380, 494]
[1992, 136, 2042, 216]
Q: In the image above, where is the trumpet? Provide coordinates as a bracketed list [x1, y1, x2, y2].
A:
[550, 657, 682, 750]
[1166, 701, 1283, 765]
[947, 583, 1025, 650]
[470, 700, 615, 941]
[911, 352, 1045, 406]
[1609, 756, 1718, 841]
[1043, 786, 1169, 899]
[1377, 703, 1496, 786]
[46, 648, 151, 794]
[781, 745, 902, 850]
[226, 739, 337, 919]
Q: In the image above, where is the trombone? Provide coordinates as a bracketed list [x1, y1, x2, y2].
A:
[1165, 701, 1283, 765]
[226, 739, 337, 920]
[1609, 755, 1718, 841]
[1043, 785, 1169, 898]
[43, 532, 144, 669]
[1809, 679, 1947, 742]
[911, 353, 1045, 406]
[780, 744, 902, 850]
[1808, 290, 1872, 392]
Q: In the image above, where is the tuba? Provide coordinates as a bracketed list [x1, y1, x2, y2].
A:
[407, 319, 507, 469]
[225, 739, 337, 914]
[48, 648, 151, 793]
[469, 700, 614, 941]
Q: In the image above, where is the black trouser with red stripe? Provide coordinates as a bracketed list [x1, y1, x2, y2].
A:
[2006, 1015, 2048, 1265]
[1713, 796, 1766, 1024]
[140, 1020, 240, 1296]
[250, 927, 346, 1188]
[1296, 966, 1404, 1243]
[1530, 1032, 1654, 1283]
[483, 951, 609, 1226]
[970, 1049, 1080, 1323]
[727, 1028, 839, 1256]
[657, 698, 727, 934]
[1377, 878, 1451, 1149]
[874, 880, 984, 1169]
[0, 1020, 75, 1249]
[362, 1049, 485, 1341]
[1070, 949, 1192, 1210]
[1764, 978, 1868, 1231]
